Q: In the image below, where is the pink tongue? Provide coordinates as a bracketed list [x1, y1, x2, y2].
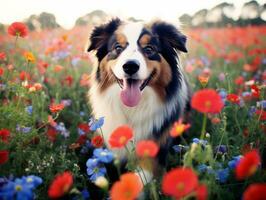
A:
[120, 79, 141, 107]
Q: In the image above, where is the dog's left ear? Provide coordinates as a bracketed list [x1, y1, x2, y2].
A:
[151, 21, 187, 53]
[87, 18, 121, 60]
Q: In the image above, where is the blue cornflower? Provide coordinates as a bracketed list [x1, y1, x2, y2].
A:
[197, 164, 215, 174]
[80, 141, 93, 154]
[16, 125, 31, 134]
[53, 50, 70, 60]
[197, 164, 208, 173]
[81, 189, 90, 199]
[55, 122, 70, 138]
[93, 148, 114, 163]
[172, 145, 189, 153]
[26, 106, 33, 115]
[248, 106, 256, 117]
[257, 100, 266, 109]
[228, 155, 242, 169]
[78, 128, 85, 136]
[79, 111, 85, 116]
[215, 145, 227, 154]
[192, 138, 208, 146]
[86, 158, 107, 181]
[200, 56, 210, 67]
[71, 57, 81, 67]
[172, 145, 182, 153]
[0, 178, 34, 200]
[22, 127, 31, 134]
[242, 91, 251, 98]
[22, 175, 43, 189]
[89, 117, 104, 131]
[215, 168, 229, 183]
[61, 99, 72, 107]
[0, 83, 6, 90]
[218, 89, 227, 99]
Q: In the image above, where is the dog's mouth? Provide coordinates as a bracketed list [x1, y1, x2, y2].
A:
[114, 70, 155, 107]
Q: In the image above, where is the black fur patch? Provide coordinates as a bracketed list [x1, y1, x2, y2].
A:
[150, 22, 189, 150]
[87, 18, 121, 82]
[87, 18, 121, 61]
[151, 22, 187, 53]
[137, 29, 161, 61]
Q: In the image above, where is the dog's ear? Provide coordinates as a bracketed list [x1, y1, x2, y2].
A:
[87, 18, 121, 60]
[151, 21, 187, 53]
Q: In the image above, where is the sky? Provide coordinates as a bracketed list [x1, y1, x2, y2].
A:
[0, 0, 265, 29]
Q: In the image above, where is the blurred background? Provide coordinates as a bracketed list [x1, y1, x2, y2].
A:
[0, 0, 265, 31]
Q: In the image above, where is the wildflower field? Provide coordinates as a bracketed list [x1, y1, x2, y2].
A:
[0, 23, 265, 200]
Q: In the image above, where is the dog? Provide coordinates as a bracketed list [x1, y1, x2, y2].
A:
[87, 18, 190, 181]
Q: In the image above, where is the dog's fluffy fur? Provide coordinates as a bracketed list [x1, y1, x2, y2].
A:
[88, 18, 190, 167]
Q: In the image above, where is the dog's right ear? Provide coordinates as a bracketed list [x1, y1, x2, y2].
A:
[87, 18, 121, 59]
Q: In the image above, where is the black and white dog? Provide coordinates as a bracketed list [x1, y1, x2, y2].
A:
[88, 18, 190, 180]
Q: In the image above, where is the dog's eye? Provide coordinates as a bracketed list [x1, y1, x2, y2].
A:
[114, 44, 123, 54]
[143, 46, 155, 56]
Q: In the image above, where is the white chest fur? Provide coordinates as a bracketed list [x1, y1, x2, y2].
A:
[89, 83, 163, 143]
[89, 78, 188, 157]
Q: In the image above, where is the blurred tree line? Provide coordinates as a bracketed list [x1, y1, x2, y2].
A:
[179, 1, 266, 27]
[0, 0, 265, 31]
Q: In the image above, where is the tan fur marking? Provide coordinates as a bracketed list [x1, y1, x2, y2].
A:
[115, 33, 128, 47]
[145, 55, 172, 101]
[97, 56, 117, 92]
[139, 34, 151, 47]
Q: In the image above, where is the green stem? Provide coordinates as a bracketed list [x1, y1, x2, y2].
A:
[125, 145, 145, 185]
[151, 180, 159, 200]
[200, 113, 207, 140]
[14, 35, 18, 48]
[100, 128, 105, 141]
[139, 165, 148, 184]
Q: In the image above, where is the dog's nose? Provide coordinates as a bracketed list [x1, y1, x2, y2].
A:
[122, 60, 140, 76]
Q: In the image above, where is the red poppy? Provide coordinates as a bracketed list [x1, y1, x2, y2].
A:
[0, 150, 9, 164]
[0, 67, 4, 76]
[47, 127, 57, 142]
[255, 110, 266, 121]
[19, 71, 31, 81]
[251, 85, 260, 98]
[48, 171, 73, 199]
[136, 140, 159, 158]
[227, 94, 240, 104]
[235, 150, 261, 180]
[54, 65, 64, 72]
[110, 172, 143, 200]
[211, 117, 221, 124]
[170, 119, 190, 137]
[191, 89, 224, 114]
[49, 103, 65, 113]
[91, 135, 104, 148]
[109, 125, 133, 148]
[0, 129, 10, 143]
[234, 76, 244, 85]
[77, 135, 87, 145]
[78, 123, 90, 133]
[243, 183, 266, 200]
[8, 22, 28, 37]
[48, 115, 57, 127]
[63, 75, 73, 86]
[0, 52, 6, 60]
[196, 184, 208, 200]
[243, 64, 258, 72]
[162, 167, 199, 199]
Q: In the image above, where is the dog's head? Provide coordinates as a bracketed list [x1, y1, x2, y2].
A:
[88, 18, 187, 107]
